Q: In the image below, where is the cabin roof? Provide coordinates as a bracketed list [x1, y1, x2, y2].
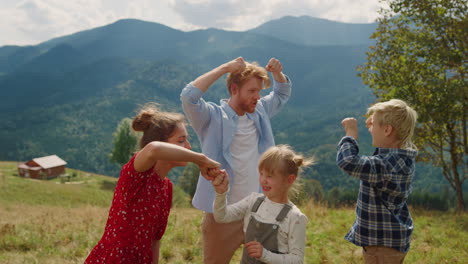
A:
[32, 155, 67, 169]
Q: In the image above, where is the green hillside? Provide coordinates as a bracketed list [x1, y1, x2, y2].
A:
[249, 15, 377, 46]
[0, 161, 117, 207]
[0, 162, 466, 263]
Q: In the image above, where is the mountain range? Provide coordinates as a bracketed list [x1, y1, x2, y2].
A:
[0, 16, 444, 191]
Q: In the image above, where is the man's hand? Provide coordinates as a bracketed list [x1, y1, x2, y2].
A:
[245, 241, 263, 259]
[224, 57, 246, 74]
[265, 58, 286, 83]
[341, 117, 358, 140]
[211, 170, 229, 194]
[191, 57, 246, 92]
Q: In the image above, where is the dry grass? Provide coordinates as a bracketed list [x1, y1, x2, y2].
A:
[0, 162, 467, 263]
[1, 202, 466, 263]
[0, 204, 107, 264]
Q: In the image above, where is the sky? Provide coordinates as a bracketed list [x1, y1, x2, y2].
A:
[0, 0, 385, 47]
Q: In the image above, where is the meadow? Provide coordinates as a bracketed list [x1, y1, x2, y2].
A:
[0, 161, 466, 263]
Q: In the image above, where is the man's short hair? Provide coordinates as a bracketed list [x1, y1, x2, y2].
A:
[226, 61, 270, 95]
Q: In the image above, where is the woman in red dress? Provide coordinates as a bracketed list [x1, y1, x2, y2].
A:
[84, 104, 220, 264]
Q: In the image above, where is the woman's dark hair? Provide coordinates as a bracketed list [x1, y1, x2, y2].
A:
[132, 103, 185, 149]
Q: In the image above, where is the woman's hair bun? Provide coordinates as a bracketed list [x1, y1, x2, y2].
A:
[132, 104, 160, 132]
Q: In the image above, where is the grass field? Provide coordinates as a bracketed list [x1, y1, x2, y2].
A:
[0, 161, 467, 263]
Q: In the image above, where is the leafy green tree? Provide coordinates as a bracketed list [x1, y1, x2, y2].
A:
[358, 0, 467, 211]
[109, 118, 139, 166]
[177, 163, 200, 198]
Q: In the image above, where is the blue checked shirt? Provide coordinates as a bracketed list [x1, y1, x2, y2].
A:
[336, 136, 417, 253]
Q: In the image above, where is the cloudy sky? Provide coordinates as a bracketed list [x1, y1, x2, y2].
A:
[1, 0, 385, 47]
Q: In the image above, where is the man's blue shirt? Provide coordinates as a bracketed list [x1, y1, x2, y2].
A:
[181, 78, 291, 212]
[336, 136, 417, 253]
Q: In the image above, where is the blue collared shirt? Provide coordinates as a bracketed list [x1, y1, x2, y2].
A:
[336, 136, 417, 253]
[180, 78, 291, 212]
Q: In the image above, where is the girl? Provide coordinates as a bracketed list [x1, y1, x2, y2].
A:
[211, 145, 313, 264]
[85, 103, 220, 264]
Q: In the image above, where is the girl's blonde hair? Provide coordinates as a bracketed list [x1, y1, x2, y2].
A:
[367, 99, 418, 150]
[132, 103, 185, 149]
[258, 145, 315, 197]
[226, 61, 270, 95]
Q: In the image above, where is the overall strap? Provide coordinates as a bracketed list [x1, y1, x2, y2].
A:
[251, 196, 265, 213]
[275, 204, 292, 222]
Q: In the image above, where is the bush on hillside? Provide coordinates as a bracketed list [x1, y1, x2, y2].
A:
[172, 185, 192, 208]
[292, 179, 324, 206]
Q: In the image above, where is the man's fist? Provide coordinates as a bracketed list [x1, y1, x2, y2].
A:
[265, 58, 282, 73]
[225, 57, 246, 74]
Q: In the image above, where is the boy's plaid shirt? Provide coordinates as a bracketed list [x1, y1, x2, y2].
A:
[336, 136, 417, 253]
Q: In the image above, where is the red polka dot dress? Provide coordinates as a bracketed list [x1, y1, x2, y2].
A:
[85, 153, 173, 264]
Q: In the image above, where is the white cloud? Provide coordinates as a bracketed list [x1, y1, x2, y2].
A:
[169, 0, 383, 31]
[319, 0, 383, 23]
[1, 0, 112, 46]
[0, 0, 186, 46]
[0, 0, 383, 46]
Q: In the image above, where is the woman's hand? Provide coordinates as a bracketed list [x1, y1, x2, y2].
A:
[197, 155, 221, 181]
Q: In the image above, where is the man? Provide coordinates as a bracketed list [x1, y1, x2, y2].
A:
[180, 57, 291, 264]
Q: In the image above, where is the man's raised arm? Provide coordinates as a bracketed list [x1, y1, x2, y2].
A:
[192, 57, 246, 91]
[265, 57, 287, 83]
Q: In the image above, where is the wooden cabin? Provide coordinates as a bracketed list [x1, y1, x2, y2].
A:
[17, 155, 67, 179]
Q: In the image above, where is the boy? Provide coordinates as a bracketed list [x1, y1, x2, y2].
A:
[336, 99, 418, 263]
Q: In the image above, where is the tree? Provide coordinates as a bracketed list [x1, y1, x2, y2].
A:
[358, 0, 467, 211]
[177, 163, 200, 198]
[109, 118, 139, 166]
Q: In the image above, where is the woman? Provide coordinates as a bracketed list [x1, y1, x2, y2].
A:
[85, 103, 220, 264]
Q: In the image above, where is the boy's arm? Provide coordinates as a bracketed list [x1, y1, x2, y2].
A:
[337, 117, 389, 184]
[259, 58, 292, 117]
[336, 136, 388, 184]
[258, 214, 307, 264]
[341, 117, 358, 140]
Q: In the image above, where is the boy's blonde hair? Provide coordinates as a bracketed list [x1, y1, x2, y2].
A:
[226, 61, 270, 95]
[258, 145, 315, 197]
[367, 99, 418, 150]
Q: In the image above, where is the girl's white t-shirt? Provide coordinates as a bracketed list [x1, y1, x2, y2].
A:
[229, 115, 260, 204]
[213, 192, 308, 264]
